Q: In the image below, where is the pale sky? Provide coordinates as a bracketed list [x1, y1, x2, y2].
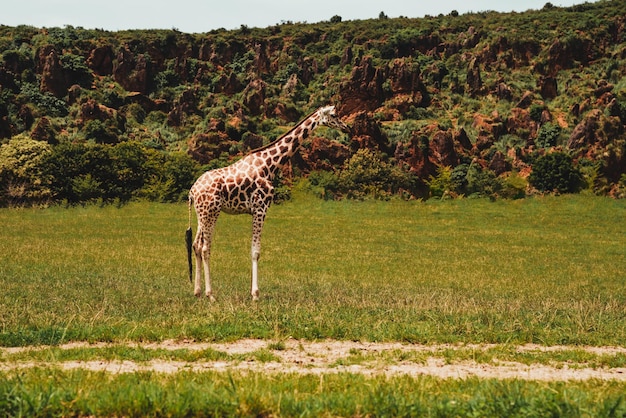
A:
[3, 0, 594, 33]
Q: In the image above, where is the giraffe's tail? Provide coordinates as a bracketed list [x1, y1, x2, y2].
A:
[186, 194, 194, 283]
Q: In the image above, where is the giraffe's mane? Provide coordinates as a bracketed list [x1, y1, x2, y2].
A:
[245, 107, 321, 155]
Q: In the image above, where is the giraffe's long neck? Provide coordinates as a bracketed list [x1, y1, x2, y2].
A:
[255, 112, 319, 176]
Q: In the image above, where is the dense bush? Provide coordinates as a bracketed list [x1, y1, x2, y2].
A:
[529, 152, 583, 193]
[19, 83, 68, 117]
[429, 163, 504, 199]
[535, 123, 562, 148]
[308, 149, 415, 200]
[428, 166, 454, 198]
[337, 149, 415, 199]
[41, 141, 201, 205]
[0, 135, 52, 206]
[141, 151, 202, 202]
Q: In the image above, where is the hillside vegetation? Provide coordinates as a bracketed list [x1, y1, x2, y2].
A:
[0, 0, 625, 205]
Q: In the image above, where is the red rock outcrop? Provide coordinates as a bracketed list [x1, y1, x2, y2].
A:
[39, 46, 67, 97]
[187, 118, 238, 164]
[30, 117, 56, 144]
[349, 112, 391, 155]
[338, 56, 386, 115]
[243, 79, 267, 116]
[87, 45, 114, 76]
[296, 136, 351, 172]
[113, 46, 150, 93]
[338, 56, 428, 116]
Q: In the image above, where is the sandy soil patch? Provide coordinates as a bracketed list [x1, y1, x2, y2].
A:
[2, 339, 625, 381]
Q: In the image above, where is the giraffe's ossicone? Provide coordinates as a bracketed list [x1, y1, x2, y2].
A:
[187, 105, 350, 301]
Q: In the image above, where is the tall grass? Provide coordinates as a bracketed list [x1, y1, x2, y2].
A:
[0, 193, 624, 346]
[1, 368, 625, 417]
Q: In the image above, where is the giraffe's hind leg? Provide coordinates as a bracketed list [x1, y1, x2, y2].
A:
[192, 227, 204, 298]
[195, 213, 218, 301]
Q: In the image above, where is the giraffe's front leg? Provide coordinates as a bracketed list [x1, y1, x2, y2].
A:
[251, 250, 260, 301]
[251, 208, 267, 301]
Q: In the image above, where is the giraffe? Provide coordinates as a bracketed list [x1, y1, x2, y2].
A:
[187, 105, 350, 301]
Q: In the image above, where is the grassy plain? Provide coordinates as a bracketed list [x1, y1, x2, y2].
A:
[1, 193, 625, 416]
[0, 192, 624, 347]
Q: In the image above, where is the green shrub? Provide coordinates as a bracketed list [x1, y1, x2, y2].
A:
[19, 83, 68, 117]
[450, 164, 469, 194]
[43, 141, 150, 204]
[617, 174, 626, 199]
[308, 170, 340, 200]
[529, 152, 583, 193]
[435, 163, 504, 199]
[109, 141, 149, 201]
[59, 53, 92, 88]
[535, 123, 561, 148]
[83, 119, 121, 144]
[428, 166, 453, 198]
[501, 172, 528, 199]
[1, 49, 33, 74]
[529, 104, 545, 123]
[337, 149, 415, 199]
[142, 151, 201, 202]
[0, 135, 52, 206]
[465, 164, 503, 198]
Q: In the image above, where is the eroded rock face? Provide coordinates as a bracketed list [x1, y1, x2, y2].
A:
[404, 134, 436, 180]
[30, 117, 56, 144]
[88, 45, 114, 76]
[539, 76, 558, 99]
[338, 56, 429, 115]
[188, 132, 233, 164]
[466, 57, 482, 97]
[567, 109, 603, 150]
[430, 130, 458, 167]
[113, 46, 150, 93]
[80, 99, 117, 123]
[349, 112, 392, 155]
[242, 79, 267, 116]
[567, 108, 625, 183]
[547, 37, 598, 74]
[295, 136, 351, 172]
[167, 88, 199, 126]
[39, 46, 67, 97]
[338, 56, 386, 114]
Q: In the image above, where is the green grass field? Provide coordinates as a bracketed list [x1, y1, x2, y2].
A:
[1, 192, 624, 346]
[1, 193, 625, 416]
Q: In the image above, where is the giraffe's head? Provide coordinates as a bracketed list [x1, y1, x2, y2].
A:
[316, 105, 351, 134]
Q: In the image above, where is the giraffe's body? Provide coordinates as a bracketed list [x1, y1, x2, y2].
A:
[188, 105, 349, 300]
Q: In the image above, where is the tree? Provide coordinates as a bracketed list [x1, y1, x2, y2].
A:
[0, 135, 52, 206]
[529, 152, 582, 193]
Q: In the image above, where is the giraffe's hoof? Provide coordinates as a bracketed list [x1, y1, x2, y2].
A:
[194, 288, 202, 297]
[251, 290, 260, 301]
[206, 292, 216, 302]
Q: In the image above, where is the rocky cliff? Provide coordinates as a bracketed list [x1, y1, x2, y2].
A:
[0, 0, 625, 199]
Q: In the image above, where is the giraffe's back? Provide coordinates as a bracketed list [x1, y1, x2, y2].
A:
[191, 159, 272, 216]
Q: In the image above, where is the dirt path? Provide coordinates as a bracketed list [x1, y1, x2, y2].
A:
[2, 339, 626, 382]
